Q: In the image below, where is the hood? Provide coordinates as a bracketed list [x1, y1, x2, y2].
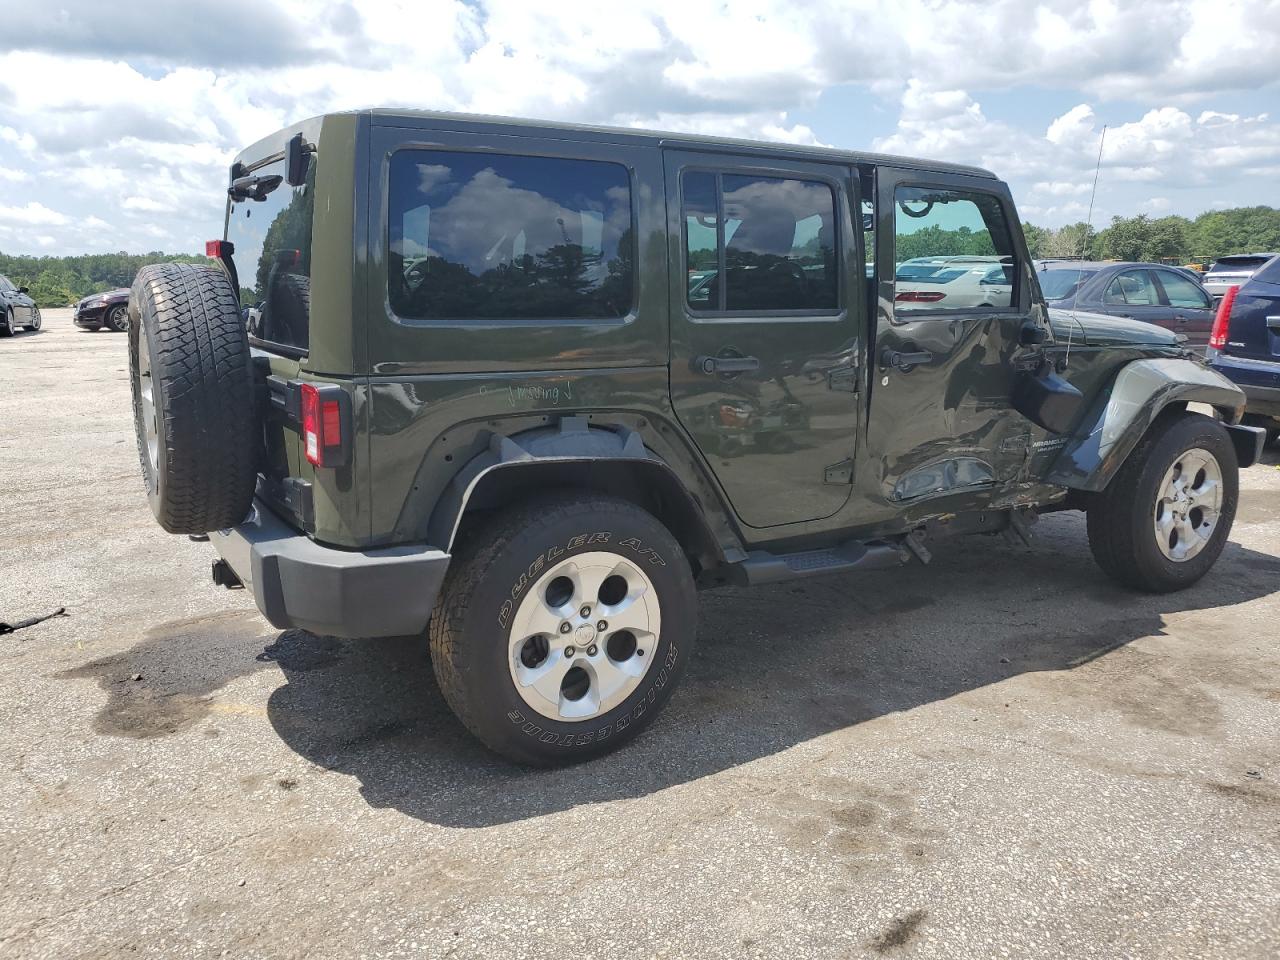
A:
[1048, 307, 1179, 349]
[79, 288, 130, 306]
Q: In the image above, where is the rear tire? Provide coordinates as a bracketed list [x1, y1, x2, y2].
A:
[429, 492, 696, 766]
[129, 262, 257, 534]
[1087, 411, 1238, 593]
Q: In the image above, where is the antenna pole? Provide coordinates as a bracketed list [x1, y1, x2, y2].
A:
[1082, 124, 1107, 258]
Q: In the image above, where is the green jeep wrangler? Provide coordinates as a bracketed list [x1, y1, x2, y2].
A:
[128, 110, 1265, 765]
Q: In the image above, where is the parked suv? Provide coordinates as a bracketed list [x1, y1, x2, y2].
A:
[127, 111, 1265, 765]
[1204, 254, 1280, 302]
[1208, 255, 1280, 445]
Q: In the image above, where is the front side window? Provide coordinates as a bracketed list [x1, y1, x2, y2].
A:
[388, 151, 634, 321]
[1104, 270, 1159, 306]
[682, 171, 838, 313]
[892, 186, 1016, 312]
[1157, 270, 1211, 308]
[228, 154, 316, 351]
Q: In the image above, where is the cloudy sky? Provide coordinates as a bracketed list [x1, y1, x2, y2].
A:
[0, 0, 1277, 256]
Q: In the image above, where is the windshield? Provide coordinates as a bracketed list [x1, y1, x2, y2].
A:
[1039, 269, 1089, 300]
[225, 152, 317, 352]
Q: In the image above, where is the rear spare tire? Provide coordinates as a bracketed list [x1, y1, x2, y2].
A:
[129, 262, 256, 534]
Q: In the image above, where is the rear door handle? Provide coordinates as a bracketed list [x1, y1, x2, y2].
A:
[1266, 316, 1280, 330]
[880, 348, 933, 372]
[695, 355, 759, 375]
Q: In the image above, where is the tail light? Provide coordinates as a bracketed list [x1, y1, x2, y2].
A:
[205, 239, 233, 259]
[1208, 284, 1239, 352]
[299, 382, 346, 467]
[895, 291, 946, 303]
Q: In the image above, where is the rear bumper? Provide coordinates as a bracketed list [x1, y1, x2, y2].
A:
[210, 499, 450, 638]
[1209, 353, 1280, 418]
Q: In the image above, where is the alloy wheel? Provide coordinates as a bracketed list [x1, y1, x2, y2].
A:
[507, 551, 661, 722]
[1153, 447, 1222, 562]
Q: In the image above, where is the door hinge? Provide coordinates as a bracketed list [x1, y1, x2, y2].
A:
[827, 364, 860, 393]
[824, 458, 854, 484]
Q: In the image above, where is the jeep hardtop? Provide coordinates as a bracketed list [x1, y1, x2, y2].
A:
[127, 109, 1266, 764]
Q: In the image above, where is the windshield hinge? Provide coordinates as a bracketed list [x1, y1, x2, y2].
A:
[823, 458, 854, 485]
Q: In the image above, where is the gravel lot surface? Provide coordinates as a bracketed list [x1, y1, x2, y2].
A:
[2, 310, 1279, 959]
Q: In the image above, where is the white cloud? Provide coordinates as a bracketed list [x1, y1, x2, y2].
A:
[0, 202, 71, 226]
[0, 0, 1275, 251]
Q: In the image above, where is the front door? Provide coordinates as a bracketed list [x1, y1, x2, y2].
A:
[1152, 267, 1216, 346]
[664, 151, 863, 529]
[867, 169, 1038, 505]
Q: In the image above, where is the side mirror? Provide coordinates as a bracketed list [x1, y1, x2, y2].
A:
[285, 132, 310, 187]
[1012, 365, 1084, 434]
[17, 286, 28, 294]
[1019, 320, 1048, 345]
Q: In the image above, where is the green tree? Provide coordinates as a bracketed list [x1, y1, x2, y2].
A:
[1022, 222, 1051, 259]
[1042, 222, 1098, 259]
[1098, 214, 1190, 262]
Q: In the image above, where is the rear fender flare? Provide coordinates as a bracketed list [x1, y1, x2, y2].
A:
[1047, 357, 1246, 492]
[426, 416, 730, 570]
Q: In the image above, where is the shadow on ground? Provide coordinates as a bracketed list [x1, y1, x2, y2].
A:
[58, 512, 1280, 827]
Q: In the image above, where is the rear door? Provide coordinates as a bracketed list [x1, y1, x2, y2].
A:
[1152, 268, 1215, 345]
[868, 170, 1036, 504]
[1101, 269, 1171, 331]
[664, 150, 863, 528]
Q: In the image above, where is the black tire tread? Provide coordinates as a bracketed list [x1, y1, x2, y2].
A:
[130, 262, 256, 534]
[1086, 411, 1237, 592]
[429, 492, 687, 762]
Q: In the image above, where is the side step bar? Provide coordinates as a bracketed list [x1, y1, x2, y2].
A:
[737, 540, 907, 586]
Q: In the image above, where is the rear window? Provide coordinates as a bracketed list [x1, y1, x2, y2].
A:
[1208, 256, 1273, 274]
[227, 153, 316, 352]
[388, 150, 634, 321]
[1038, 269, 1089, 300]
[1252, 255, 1280, 284]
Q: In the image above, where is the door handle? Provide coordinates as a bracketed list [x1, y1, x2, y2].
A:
[694, 355, 760, 375]
[1175, 316, 1190, 323]
[880, 347, 933, 372]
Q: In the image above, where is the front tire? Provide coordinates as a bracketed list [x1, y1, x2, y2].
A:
[105, 303, 129, 332]
[429, 492, 696, 766]
[1087, 411, 1238, 593]
[24, 308, 41, 331]
[0, 310, 12, 337]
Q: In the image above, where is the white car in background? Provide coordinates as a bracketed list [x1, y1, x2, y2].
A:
[894, 256, 1014, 309]
[1203, 253, 1279, 301]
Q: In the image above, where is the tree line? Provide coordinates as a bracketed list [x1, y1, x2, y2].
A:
[1022, 205, 1280, 264]
[0, 251, 205, 307]
[1, 206, 1276, 307]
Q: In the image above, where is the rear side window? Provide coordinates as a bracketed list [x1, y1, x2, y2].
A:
[1104, 270, 1159, 306]
[1156, 270, 1211, 308]
[892, 186, 1016, 312]
[228, 154, 316, 352]
[681, 171, 838, 313]
[388, 151, 634, 321]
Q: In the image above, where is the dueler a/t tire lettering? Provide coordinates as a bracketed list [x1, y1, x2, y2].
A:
[429, 492, 697, 766]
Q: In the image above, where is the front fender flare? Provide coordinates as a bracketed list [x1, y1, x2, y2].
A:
[1046, 357, 1245, 492]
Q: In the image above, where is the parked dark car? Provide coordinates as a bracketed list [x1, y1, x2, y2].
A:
[1037, 261, 1217, 345]
[1203, 253, 1280, 302]
[73, 288, 131, 331]
[0, 274, 41, 336]
[1208, 254, 1280, 444]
